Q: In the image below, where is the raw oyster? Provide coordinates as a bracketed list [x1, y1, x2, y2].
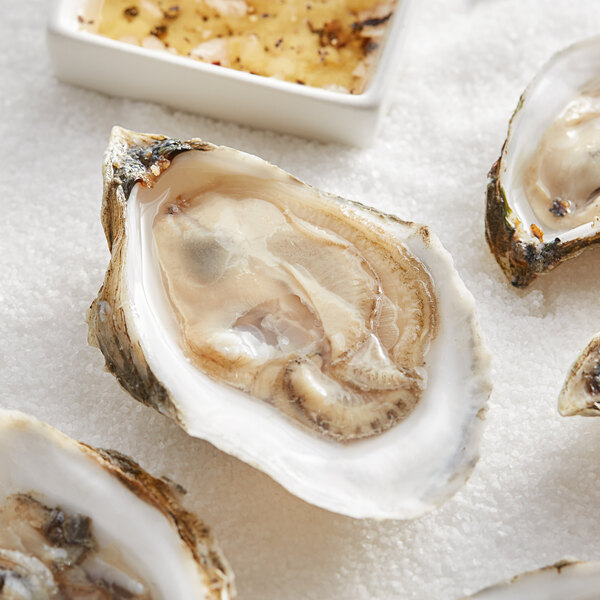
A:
[558, 333, 600, 417]
[463, 559, 600, 599]
[486, 37, 600, 287]
[88, 126, 491, 519]
[0, 409, 234, 599]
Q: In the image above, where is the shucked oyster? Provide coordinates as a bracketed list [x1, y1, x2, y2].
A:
[558, 332, 600, 417]
[0, 409, 234, 599]
[150, 149, 437, 442]
[88, 127, 491, 519]
[463, 559, 600, 599]
[486, 37, 600, 287]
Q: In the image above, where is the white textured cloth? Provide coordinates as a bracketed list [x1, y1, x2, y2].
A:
[2, 1, 600, 598]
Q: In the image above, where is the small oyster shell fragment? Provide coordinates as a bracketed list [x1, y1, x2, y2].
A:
[88, 126, 491, 519]
[0, 409, 235, 599]
[463, 559, 600, 599]
[558, 333, 600, 417]
[486, 37, 600, 288]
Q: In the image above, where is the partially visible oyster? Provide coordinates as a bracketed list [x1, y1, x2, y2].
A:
[88, 126, 491, 519]
[463, 559, 600, 599]
[486, 37, 600, 287]
[0, 409, 235, 599]
[558, 333, 600, 417]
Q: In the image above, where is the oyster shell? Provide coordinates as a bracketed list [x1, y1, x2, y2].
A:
[558, 332, 600, 417]
[0, 409, 235, 599]
[464, 559, 600, 599]
[88, 126, 491, 519]
[486, 37, 600, 287]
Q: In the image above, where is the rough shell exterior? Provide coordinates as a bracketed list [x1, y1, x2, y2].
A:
[88, 129, 213, 423]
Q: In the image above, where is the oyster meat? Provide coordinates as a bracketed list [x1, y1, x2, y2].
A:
[150, 150, 436, 442]
[463, 559, 600, 599]
[0, 493, 152, 599]
[486, 37, 600, 287]
[0, 409, 235, 599]
[88, 127, 491, 519]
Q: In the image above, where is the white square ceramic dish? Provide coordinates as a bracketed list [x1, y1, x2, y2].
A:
[47, 0, 413, 146]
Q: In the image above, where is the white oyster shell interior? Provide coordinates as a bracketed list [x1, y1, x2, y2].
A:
[123, 144, 491, 519]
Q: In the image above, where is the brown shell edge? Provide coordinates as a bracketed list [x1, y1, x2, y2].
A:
[485, 117, 600, 289]
[81, 442, 236, 599]
[87, 127, 213, 425]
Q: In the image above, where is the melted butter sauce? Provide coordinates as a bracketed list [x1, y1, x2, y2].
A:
[92, 0, 397, 93]
[524, 86, 600, 232]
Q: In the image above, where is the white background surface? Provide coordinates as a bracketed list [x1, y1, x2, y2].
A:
[2, 1, 600, 598]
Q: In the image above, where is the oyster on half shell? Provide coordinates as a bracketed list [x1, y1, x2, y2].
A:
[87, 127, 491, 519]
[0, 409, 234, 599]
[558, 333, 600, 417]
[486, 37, 600, 287]
[463, 559, 600, 599]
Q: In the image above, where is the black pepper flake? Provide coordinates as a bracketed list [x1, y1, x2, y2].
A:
[275, 38, 283, 48]
[363, 40, 379, 55]
[296, 79, 305, 85]
[163, 5, 180, 19]
[352, 13, 391, 31]
[549, 198, 569, 217]
[123, 6, 139, 20]
[261, 12, 270, 18]
[150, 25, 168, 39]
[315, 19, 348, 48]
